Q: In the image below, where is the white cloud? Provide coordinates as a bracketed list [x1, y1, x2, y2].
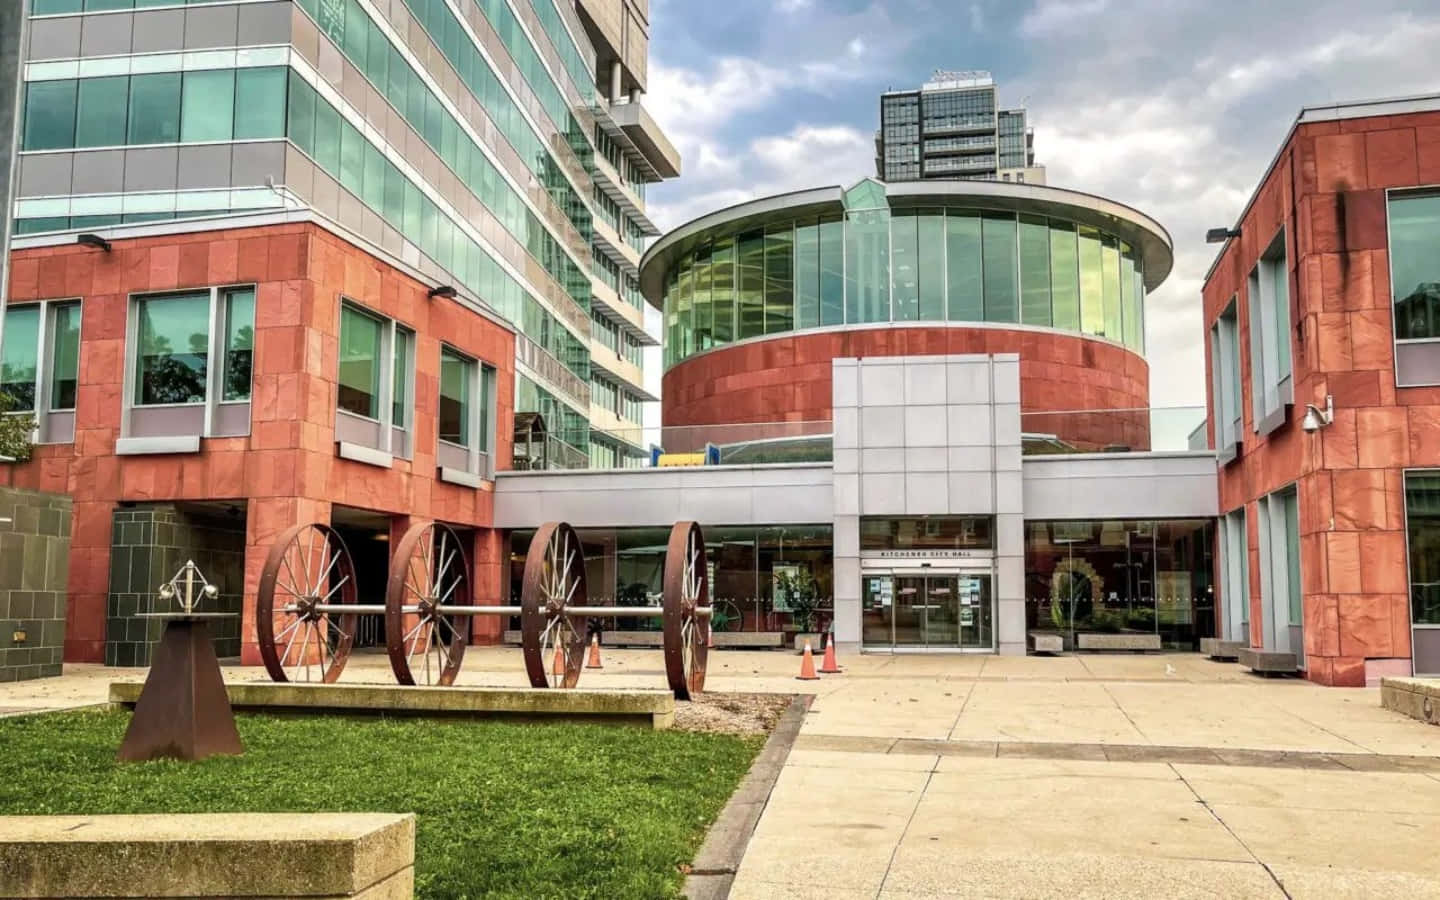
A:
[969, 3, 986, 33]
[847, 36, 866, 58]
[1019, 0, 1109, 37]
[777, 0, 812, 11]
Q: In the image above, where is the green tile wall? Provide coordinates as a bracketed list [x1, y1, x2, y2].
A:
[0, 486, 72, 683]
[105, 504, 246, 667]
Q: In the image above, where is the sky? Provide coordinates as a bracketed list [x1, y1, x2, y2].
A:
[640, 0, 1440, 410]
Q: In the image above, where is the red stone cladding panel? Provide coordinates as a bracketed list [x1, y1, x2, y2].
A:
[661, 327, 1151, 450]
[1, 223, 515, 664]
[1200, 110, 1440, 686]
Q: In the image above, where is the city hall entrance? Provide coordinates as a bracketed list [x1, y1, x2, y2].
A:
[858, 516, 996, 652]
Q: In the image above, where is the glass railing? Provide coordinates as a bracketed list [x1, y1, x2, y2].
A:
[1021, 407, 1208, 455]
[586, 420, 835, 467]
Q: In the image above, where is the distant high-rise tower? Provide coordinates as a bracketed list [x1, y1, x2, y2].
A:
[875, 70, 1042, 184]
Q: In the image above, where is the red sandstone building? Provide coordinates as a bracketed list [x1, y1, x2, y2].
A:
[1203, 94, 1440, 684]
[1, 218, 512, 667]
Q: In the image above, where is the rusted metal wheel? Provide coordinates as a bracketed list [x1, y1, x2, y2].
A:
[663, 521, 709, 700]
[385, 521, 473, 686]
[521, 521, 588, 688]
[257, 522, 358, 683]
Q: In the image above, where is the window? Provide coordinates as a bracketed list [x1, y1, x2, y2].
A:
[233, 67, 286, 139]
[221, 288, 254, 402]
[981, 212, 1018, 323]
[50, 303, 81, 411]
[439, 348, 474, 446]
[23, 80, 76, 151]
[1018, 215, 1051, 327]
[180, 69, 235, 143]
[946, 212, 983, 321]
[1257, 487, 1302, 657]
[1219, 508, 1249, 643]
[392, 328, 411, 428]
[1210, 299, 1243, 460]
[1406, 473, 1440, 630]
[1, 306, 42, 411]
[127, 72, 182, 145]
[133, 288, 251, 406]
[75, 77, 129, 148]
[1247, 229, 1292, 433]
[1388, 192, 1440, 386]
[338, 305, 383, 419]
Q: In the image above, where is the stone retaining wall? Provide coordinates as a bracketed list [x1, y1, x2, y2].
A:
[0, 486, 71, 682]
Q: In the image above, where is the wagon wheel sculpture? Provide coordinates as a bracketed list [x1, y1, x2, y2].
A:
[385, 521, 474, 686]
[663, 520, 710, 700]
[521, 521, 590, 688]
[256, 522, 359, 683]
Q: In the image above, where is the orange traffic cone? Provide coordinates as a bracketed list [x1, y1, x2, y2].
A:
[819, 630, 842, 674]
[796, 640, 820, 681]
[586, 634, 603, 669]
[552, 644, 566, 678]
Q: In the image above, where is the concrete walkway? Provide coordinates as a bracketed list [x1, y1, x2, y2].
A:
[5, 649, 1440, 897]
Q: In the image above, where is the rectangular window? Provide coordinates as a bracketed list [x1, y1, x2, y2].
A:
[917, 210, 946, 321]
[221, 288, 254, 402]
[946, 211, 983, 322]
[1248, 229, 1292, 432]
[134, 292, 210, 405]
[339, 119, 365, 196]
[981, 212, 1018, 323]
[1220, 508, 1249, 643]
[1101, 234, 1121, 340]
[1120, 244, 1139, 349]
[23, 79, 76, 151]
[233, 67, 287, 139]
[891, 211, 919, 322]
[818, 216, 845, 327]
[50, 303, 81, 411]
[794, 220, 820, 330]
[439, 348, 474, 446]
[845, 209, 890, 324]
[1050, 221, 1080, 332]
[313, 99, 342, 173]
[392, 328, 411, 428]
[1257, 486, 1302, 656]
[691, 243, 712, 352]
[180, 69, 235, 143]
[1406, 473, 1440, 629]
[1018, 214, 1051, 327]
[338, 305, 383, 419]
[711, 237, 735, 343]
[737, 230, 766, 339]
[1078, 225, 1104, 336]
[75, 76, 129, 148]
[1210, 299, 1243, 459]
[1388, 192, 1440, 386]
[0, 306, 41, 411]
[128, 72, 182, 145]
[764, 224, 794, 334]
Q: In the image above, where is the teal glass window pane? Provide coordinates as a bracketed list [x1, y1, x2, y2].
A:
[691, 244, 712, 351]
[420, 197, 439, 260]
[891, 211, 919, 322]
[15, 218, 70, 234]
[1050, 222, 1079, 332]
[33, 0, 85, 13]
[818, 216, 845, 326]
[403, 180, 421, 238]
[287, 72, 315, 155]
[1078, 225, 1104, 335]
[1283, 489, 1301, 627]
[23, 80, 76, 151]
[128, 72, 181, 145]
[50, 303, 81, 411]
[794, 220, 820, 330]
[75, 76, 129, 148]
[135, 292, 209, 405]
[1133, 258, 1146, 354]
[737, 230, 766, 339]
[480, 365, 495, 454]
[338, 306, 382, 419]
[675, 254, 693, 358]
[366, 17, 390, 89]
[845, 208, 890, 324]
[342, 0, 369, 69]
[1, 306, 40, 412]
[363, 142, 385, 211]
[222, 288, 254, 401]
[84, 0, 131, 10]
[180, 69, 234, 142]
[711, 237, 735, 345]
[1120, 244, 1138, 349]
[1272, 247, 1290, 379]
[233, 67, 286, 139]
[917, 210, 946, 321]
[946, 211, 983, 321]
[313, 100, 341, 174]
[1406, 473, 1440, 626]
[392, 331, 410, 427]
[383, 160, 404, 226]
[1391, 193, 1440, 339]
[764, 225, 794, 334]
[1019, 215, 1052, 327]
[339, 119, 364, 196]
[981, 212, 1018, 323]
[1101, 234, 1121, 340]
[439, 349, 473, 445]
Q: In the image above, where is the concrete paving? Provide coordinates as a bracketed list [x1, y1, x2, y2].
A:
[4, 649, 1440, 897]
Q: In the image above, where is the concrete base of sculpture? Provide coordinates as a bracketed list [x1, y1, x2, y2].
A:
[1380, 677, 1440, 726]
[111, 681, 677, 730]
[0, 813, 414, 898]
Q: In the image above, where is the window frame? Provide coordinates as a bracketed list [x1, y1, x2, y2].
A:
[1256, 485, 1302, 660]
[435, 343, 497, 484]
[0, 298, 83, 444]
[1403, 468, 1440, 676]
[1246, 227, 1293, 436]
[1387, 188, 1440, 387]
[1210, 297, 1243, 463]
[1219, 507, 1249, 644]
[121, 285, 254, 448]
[334, 298, 413, 463]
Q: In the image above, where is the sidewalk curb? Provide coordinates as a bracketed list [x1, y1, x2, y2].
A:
[683, 693, 812, 900]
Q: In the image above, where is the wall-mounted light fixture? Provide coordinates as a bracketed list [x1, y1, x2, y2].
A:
[1205, 227, 1241, 244]
[1301, 395, 1334, 432]
[427, 284, 457, 300]
[76, 233, 112, 252]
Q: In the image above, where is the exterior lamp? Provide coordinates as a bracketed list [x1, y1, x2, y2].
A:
[77, 233, 112, 252]
[427, 284, 457, 300]
[1205, 227, 1241, 244]
[1301, 395, 1334, 432]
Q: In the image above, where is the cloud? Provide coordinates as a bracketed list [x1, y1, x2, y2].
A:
[777, 0, 812, 10]
[1019, 0, 1109, 37]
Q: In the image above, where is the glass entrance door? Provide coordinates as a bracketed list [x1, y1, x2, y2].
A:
[862, 569, 993, 650]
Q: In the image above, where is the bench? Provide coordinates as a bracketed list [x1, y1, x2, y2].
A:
[1236, 647, 1298, 676]
[1076, 633, 1162, 651]
[1380, 677, 1440, 726]
[111, 681, 677, 730]
[0, 812, 413, 898]
[1027, 632, 1064, 654]
[1198, 638, 1245, 661]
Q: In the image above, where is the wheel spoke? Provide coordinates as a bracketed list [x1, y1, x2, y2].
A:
[320, 574, 351, 604]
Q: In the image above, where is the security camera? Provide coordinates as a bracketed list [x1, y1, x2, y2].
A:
[1301, 395, 1334, 432]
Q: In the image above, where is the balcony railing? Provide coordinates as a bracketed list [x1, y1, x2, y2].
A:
[1020, 407, 1208, 455]
[589, 420, 834, 467]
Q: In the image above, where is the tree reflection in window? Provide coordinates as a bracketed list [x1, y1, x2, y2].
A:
[135, 293, 209, 405]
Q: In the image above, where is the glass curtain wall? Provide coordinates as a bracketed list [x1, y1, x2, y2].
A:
[663, 206, 1147, 367]
[1023, 519, 1215, 649]
[509, 525, 834, 634]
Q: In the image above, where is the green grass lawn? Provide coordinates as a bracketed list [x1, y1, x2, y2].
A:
[0, 709, 761, 899]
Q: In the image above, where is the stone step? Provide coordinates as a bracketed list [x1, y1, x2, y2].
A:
[1199, 638, 1245, 661]
[1237, 647, 1298, 675]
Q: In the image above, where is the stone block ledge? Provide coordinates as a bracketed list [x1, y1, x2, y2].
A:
[1076, 633, 1162, 651]
[0, 812, 414, 898]
[109, 681, 676, 730]
[1381, 677, 1440, 726]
